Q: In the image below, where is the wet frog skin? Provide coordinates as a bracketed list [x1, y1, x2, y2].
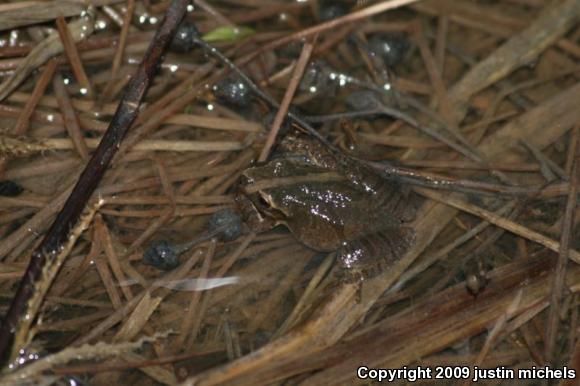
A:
[236, 134, 416, 280]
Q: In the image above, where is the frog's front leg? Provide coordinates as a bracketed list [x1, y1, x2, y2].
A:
[337, 226, 416, 283]
[234, 193, 276, 233]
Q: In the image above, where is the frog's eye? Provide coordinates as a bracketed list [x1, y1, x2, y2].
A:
[257, 194, 270, 209]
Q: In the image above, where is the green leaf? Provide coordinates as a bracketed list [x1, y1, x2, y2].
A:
[202, 26, 255, 43]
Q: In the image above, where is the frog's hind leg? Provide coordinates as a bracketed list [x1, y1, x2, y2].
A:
[337, 226, 416, 283]
[374, 179, 417, 222]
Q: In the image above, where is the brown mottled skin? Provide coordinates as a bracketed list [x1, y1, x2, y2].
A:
[236, 134, 416, 280]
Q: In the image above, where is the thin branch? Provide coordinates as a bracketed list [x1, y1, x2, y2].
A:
[56, 15, 94, 98]
[259, 37, 316, 162]
[0, 0, 191, 366]
[417, 188, 580, 263]
[102, 0, 135, 100]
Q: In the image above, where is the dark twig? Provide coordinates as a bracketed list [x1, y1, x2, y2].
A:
[0, 0, 190, 366]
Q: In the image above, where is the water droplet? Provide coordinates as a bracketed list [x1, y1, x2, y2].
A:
[95, 19, 108, 30]
[9, 30, 19, 47]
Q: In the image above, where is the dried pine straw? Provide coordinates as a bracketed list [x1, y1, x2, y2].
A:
[0, 0, 579, 385]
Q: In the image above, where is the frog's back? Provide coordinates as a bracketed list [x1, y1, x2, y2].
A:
[250, 133, 417, 275]
[268, 180, 364, 251]
[280, 134, 416, 222]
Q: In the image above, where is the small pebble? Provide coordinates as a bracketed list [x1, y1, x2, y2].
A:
[0, 180, 23, 196]
[142, 240, 179, 271]
[208, 208, 242, 241]
[170, 20, 200, 53]
[368, 33, 411, 67]
[213, 76, 252, 107]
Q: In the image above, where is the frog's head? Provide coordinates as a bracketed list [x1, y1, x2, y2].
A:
[235, 165, 286, 233]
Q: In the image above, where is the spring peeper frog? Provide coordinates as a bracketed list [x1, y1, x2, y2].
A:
[236, 134, 416, 280]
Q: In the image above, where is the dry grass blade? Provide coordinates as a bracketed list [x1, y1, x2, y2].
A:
[458, 289, 523, 386]
[247, 253, 311, 333]
[0, 186, 74, 260]
[97, 216, 133, 301]
[113, 292, 163, 343]
[7, 199, 103, 364]
[0, 8, 95, 101]
[183, 283, 360, 386]
[544, 131, 578, 363]
[275, 253, 335, 337]
[102, 0, 136, 100]
[0, 1, 123, 31]
[0, 0, 192, 363]
[390, 201, 516, 293]
[73, 248, 205, 347]
[244, 0, 423, 58]
[179, 239, 216, 349]
[0, 331, 170, 384]
[417, 188, 580, 263]
[259, 37, 316, 162]
[12, 59, 58, 136]
[1, 0, 579, 383]
[0, 135, 246, 155]
[52, 73, 90, 160]
[55, 16, 94, 98]
[447, 0, 580, 121]
[185, 39, 580, 386]
[297, 259, 576, 386]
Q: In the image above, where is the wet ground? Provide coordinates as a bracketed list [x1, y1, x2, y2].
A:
[0, 0, 579, 385]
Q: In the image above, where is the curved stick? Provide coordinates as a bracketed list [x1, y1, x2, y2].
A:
[0, 0, 190, 366]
